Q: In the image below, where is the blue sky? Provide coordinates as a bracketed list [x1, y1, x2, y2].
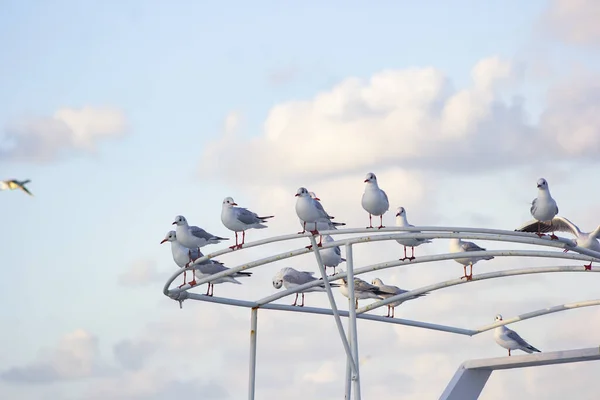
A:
[1, 1, 600, 399]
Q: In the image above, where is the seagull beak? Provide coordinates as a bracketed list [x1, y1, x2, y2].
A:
[395, 213, 400, 217]
[314, 197, 321, 201]
[364, 179, 369, 183]
[231, 202, 238, 206]
[160, 239, 167, 244]
[172, 221, 177, 225]
[536, 185, 541, 188]
[294, 193, 299, 197]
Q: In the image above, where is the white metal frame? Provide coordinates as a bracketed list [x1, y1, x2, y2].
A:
[162, 227, 600, 400]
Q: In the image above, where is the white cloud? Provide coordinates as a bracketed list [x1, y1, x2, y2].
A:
[541, 0, 600, 46]
[1, 106, 127, 163]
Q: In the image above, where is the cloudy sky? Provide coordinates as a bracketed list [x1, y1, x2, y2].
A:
[1, 0, 600, 399]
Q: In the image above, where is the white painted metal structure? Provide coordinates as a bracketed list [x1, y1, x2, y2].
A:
[162, 227, 600, 400]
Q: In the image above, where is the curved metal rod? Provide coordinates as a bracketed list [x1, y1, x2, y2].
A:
[253, 249, 598, 307]
[163, 230, 597, 297]
[474, 299, 600, 334]
[356, 265, 600, 315]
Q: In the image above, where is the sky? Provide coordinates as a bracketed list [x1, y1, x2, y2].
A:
[1, 0, 600, 398]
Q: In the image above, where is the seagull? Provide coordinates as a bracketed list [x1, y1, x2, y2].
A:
[319, 235, 346, 275]
[295, 187, 334, 247]
[297, 192, 346, 231]
[272, 267, 341, 307]
[529, 178, 559, 240]
[221, 197, 274, 250]
[395, 207, 432, 261]
[0, 179, 33, 196]
[361, 172, 389, 229]
[449, 236, 494, 280]
[172, 215, 228, 251]
[339, 273, 386, 309]
[191, 250, 252, 296]
[160, 230, 200, 287]
[516, 217, 600, 270]
[370, 278, 427, 318]
[493, 314, 541, 356]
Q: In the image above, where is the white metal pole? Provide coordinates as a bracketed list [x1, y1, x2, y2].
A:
[248, 307, 258, 400]
[345, 244, 361, 399]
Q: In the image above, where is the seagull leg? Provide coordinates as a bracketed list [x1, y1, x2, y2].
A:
[584, 262, 593, 271]
[355, 299, 359, 309]
[391, 306, 395, 318]
[549, 232, 559, 240]
[237, 231, 245, 249]
[317, 235, 323, 247]
[299, 293, 305, 307]
[292, 293, 298, 306]
[309, 223, 319, 237]
[385, 306, 390, 318]
[229, 232, 239, 250]
[508, 349, 511, 357]
[377, 215, 385, 229]
[366, 214, 373, 229]
[409, 246, 416, 261]
[400, 246, 408, 261]
[298, 222, 307, 235]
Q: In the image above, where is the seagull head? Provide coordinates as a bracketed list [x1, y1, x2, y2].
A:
[295, 187, 309, 197]
[272, 278, 283, 289]
[396, 207, 406, 217]
[308, 192, 320, 201]
[536, 178, 548, 189]
[172, 215, 187, 226]
[371, 278, 384, 286]
[495, 314, 503, 322]
[160, 231, 177, 244]
[364, 172, 377, 183]
[223, 197, 237, 207]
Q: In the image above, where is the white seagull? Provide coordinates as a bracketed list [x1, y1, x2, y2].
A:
[449, 236, 494, 280]
[493, 314, 541, 356]
[370, 278, 427, 318]
[295, 187, 335, 247]
[339, 273, 386, 309]
[161, 231, 200, 287]
[361, 172, 389, 229]
[0, 179, 33, 196]
[221, 197, 274, 250]
[529, 178, 559, 239]
[395, 207, 432, 261]
[296, 192, 346, 231]
[319, 235, 346, 275]
[172, 215, 228, 251]
[517, 216, 600, 270]
[191, 250, 252, 296]
[272, 267, 341, 307]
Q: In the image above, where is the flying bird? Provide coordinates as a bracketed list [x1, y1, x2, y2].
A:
[172, 215, 228, 251]
[493, 314, 541, 356]
[394, 207, 432, 261]
[449, 236, 494, 280]
[370, 278, 427, 318]
[516, 216, 600, 270]
[361, 172, 389, 229]
[221, 197, 274, 250]
[272, 267, 340, 307]
[0, 179, 33, 196]
[529, 178, 559, 239]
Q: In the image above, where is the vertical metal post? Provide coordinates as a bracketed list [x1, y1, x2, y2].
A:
[345, 244, 361, 399]
[344, 320, 353, 399]
[248, 307, 258, 400]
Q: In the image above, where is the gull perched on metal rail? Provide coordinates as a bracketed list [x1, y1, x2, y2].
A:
[0, 179, 33, 196]
[189, 251, 252, 296]
[516, 216, 600, 270]
[295, 187, 336, 247]
[272, 267, 341, 307]
[449, 236, 494, 281]
[493, 314, 541, 356]
[529, 178, 559, 239]
[319, 235, 346, 275]
[339, 272, 387, 309]
[172, 215, 228, 251]
[221, 196, 274, 250]
[370, 278, 427, 318]
[361, 172, 389, 229]
[296, 192, 346, 231]
[161, 230, 200, 286]
[394, 206, 432, 261]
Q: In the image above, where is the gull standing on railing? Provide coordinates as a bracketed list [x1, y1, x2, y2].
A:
[172, 215, 228, 252]
[361, 172, 389, 229]
[493, 314, 541, 356]
[394, 206, 432, 261]
[295, 187, 335, 247]
[319, 235, 346, 275]
[221, 197, 274, 250]
[529, 178, 559, 239]
[160, 231, 200, 286]
[296, 192, 346, 231]
[339, 273, 386, 309]
[189, 250, 252, 296]
[516, 216, 600, 270]
[449, 236, 494, 281]
[272, 267, 341, 307]
[370, 278, 427, 318]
